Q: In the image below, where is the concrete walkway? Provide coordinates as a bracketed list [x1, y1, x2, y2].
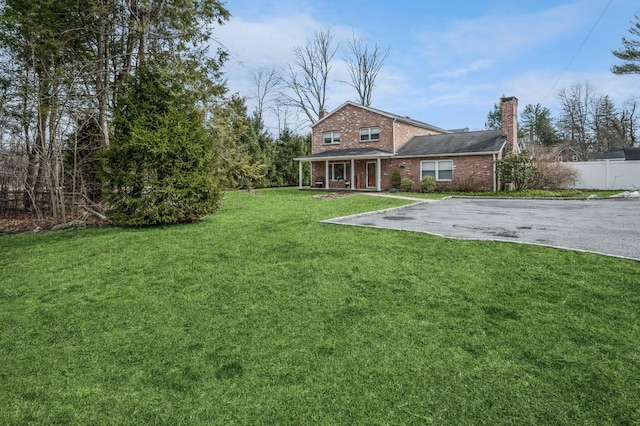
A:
[325, 196, 640, 262]
[357, 192, 438, 202]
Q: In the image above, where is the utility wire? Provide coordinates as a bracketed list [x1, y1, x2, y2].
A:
[544, 0, 614, 101]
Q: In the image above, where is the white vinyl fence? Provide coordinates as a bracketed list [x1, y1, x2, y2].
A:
[565, 160, 640, 190]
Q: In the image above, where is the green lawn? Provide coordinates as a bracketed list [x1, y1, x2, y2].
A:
[1, 188, 638, 425]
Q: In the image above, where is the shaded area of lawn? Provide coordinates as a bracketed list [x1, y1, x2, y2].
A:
[1, 188, 639, 424]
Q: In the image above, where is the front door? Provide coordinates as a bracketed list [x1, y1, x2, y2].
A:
[366, 161, 376, 188]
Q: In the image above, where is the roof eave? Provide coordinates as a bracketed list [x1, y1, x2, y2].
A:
[295, 153, 395, 162]
[395, 140, 506, 159]
[394, 150, 503, 159]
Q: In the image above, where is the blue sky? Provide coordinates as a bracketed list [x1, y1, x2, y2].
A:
[214, 0, 640, 134]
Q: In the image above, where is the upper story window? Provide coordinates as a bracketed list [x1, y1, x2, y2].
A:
[323, 131, 341, 144]
[360, 127, 380, 142]
[421, 160, 453, 181]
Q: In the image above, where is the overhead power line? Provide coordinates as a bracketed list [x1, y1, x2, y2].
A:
[544, 0, 614, 101]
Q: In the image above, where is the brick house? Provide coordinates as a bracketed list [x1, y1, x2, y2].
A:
[295, 97, 519, 192]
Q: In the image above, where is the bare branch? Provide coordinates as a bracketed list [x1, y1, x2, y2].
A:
[251, 66, 282, 125]
[281, 28, 337, 124]
[340, 35, 389, 107]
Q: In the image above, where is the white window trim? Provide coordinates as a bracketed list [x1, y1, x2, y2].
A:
[421, 160, 454, 181]
[330, 162, 351, 181]
[323, 131, 341, 145]
[359, 127, 380, 142]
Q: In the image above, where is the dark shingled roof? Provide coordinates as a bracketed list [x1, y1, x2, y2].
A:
[295, 147, 393, 161]
[593, 148, 640, 161]
[396, 130, 506, 157]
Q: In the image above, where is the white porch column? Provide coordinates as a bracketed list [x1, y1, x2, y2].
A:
[350, 159, 355, 190]
[376, 158, 381, 191]
[325, 161, 329, 189]
[298, 161, 303, 189]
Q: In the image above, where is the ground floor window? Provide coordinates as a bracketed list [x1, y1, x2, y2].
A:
[421, 160, 453, 181]
[330, 162, 351, 181]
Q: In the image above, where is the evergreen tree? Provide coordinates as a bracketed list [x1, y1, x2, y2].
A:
[591, 95, 623, 151]
[209, 95, 268, 189]
[101, 67, 223, 226]
[273, 129, 311, 186]
[520, 103, 558, 146]
[612, 14, 640, 75]
[485, 102, 501, 130]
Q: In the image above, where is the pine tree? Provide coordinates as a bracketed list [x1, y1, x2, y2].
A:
[612, 14, 640, 75]
[101, 67, 223, 226]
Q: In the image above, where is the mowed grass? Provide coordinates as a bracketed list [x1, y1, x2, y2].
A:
[1, 188, 638, 425]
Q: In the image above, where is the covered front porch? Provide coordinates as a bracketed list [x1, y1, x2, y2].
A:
[294, 148, 394, 192]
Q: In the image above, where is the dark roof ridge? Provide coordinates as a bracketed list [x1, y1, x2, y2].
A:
[314, 101, 449, 134]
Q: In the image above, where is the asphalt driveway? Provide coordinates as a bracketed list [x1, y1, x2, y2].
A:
[324, 197, 640, 261]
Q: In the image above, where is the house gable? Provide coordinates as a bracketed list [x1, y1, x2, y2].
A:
[312, 101, 447, 155]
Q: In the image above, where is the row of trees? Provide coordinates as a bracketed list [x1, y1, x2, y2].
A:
[486, 82, 638, 160]
[486, 14, 640, 161]
[1, 3, 637, 224]
[0, 0, 232, 222]
[251, 29, 390, 132]
[0, 1, 341, 224]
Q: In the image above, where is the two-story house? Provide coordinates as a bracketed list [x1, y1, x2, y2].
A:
[295, 96, 519, 192]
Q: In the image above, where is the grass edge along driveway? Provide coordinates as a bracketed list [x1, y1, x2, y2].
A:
[1, 188, 638, 425]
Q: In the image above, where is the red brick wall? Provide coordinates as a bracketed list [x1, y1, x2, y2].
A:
[312, 103, 446, 155]
[393, 121, 443, 151]
[501, 97, 519, 154]
[385, 155, 496, 191]
[312, 104, 395, 154]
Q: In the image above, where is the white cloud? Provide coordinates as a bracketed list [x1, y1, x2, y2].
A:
[213, 13, 402, 133]
[425, 59, 493, 79]
[415, 1, 596, 69]
[210, 0, 635, 135]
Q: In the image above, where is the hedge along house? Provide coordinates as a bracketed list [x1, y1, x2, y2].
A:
[295, 96, 519, 192]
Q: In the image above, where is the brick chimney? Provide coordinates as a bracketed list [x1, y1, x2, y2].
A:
[500, 96, 519, 154]
[318, 108, 328, 120]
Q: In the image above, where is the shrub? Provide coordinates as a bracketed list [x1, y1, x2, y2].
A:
[101, 67, 223, 226]
[496, 151, 537, 190]
[390, 170, 402, 188]
[449, 175, 479, 192]
[420, 175, 436, 193]
[400, 178, 413, 192]
[388, 187, 400, 194]
[529, 148, 581, 189]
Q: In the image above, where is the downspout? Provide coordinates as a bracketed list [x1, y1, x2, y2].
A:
[392, 118, 397, 154]
[492, 153, 497, 192]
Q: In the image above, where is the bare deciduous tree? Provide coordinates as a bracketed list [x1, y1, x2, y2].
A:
[341, 35, 389, 107]
[283, 29, 337, 124]
[557, 81, 637, 158]
[617, 98, 638, 147]
[251, 66, 281, 126]
[557, 81, 597, 159]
